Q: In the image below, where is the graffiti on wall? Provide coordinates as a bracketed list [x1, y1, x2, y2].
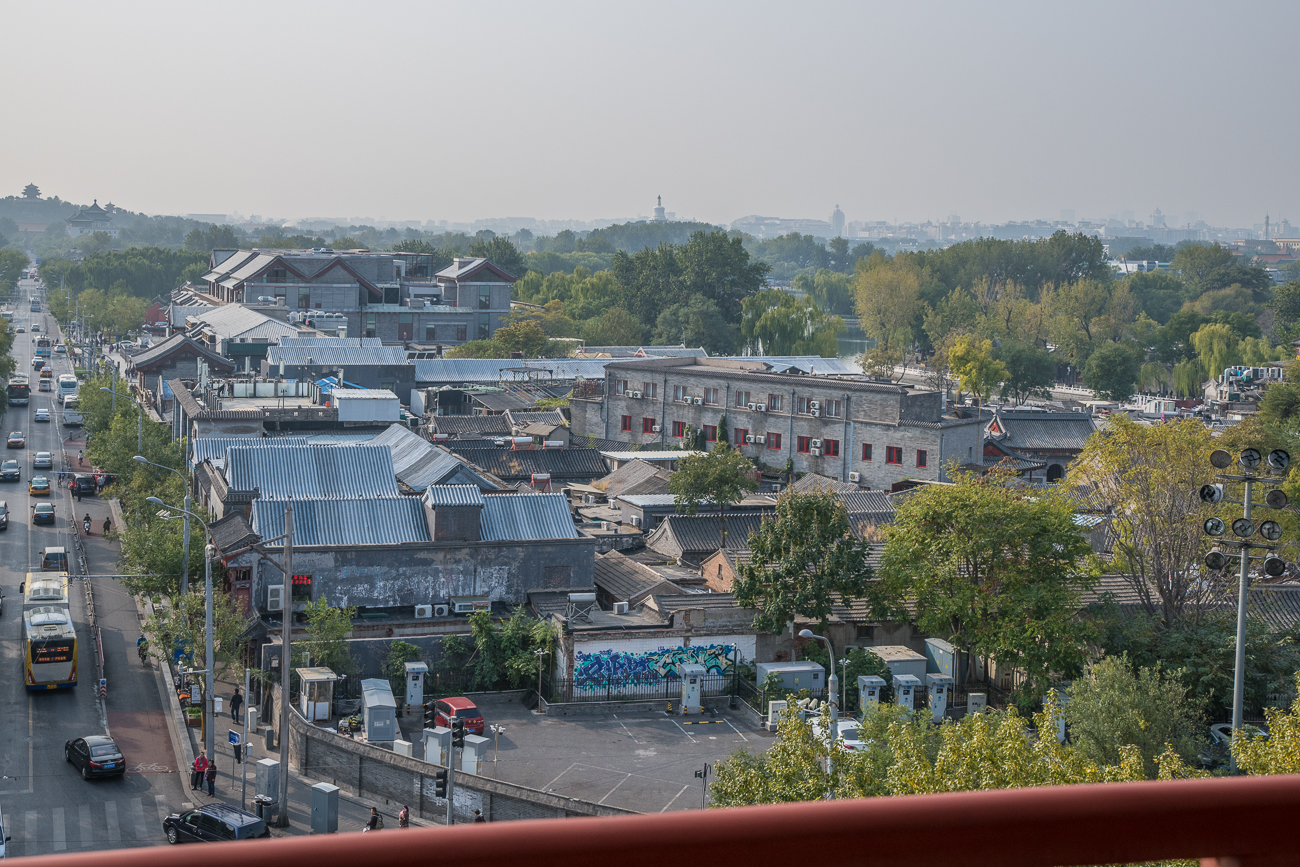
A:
[573, 644, 736, 689]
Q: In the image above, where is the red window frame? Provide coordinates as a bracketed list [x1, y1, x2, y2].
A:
[797, 436, 811, 454]
[886, 446, 903, 465]
[672, 421, 686, 438]
[643, 417, 656, 434]
[621, 415, 632, 432]
[734, 428, 749, 445]
[917, 449, 928, 468]
[703, 425, 718, 442]
[824, 439, 839, 457]
[862, 443, 873, 461]
[768, 433, 782, 450]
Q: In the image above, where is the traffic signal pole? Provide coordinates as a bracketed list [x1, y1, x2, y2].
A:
[1230, 473, 1253, 760]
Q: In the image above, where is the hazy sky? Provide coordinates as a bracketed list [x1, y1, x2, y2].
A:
[4, 1, 1295, 228]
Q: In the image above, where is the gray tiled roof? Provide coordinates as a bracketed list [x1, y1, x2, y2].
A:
[132, 333, 236, 371]
[422, 485, 485, 508]
[187, 305, 302, 341]
[369, 424, 501, 490]
[593, 551, 685, 602]
[226, 443, 401, 500]
[265, 345, 411, 367]
[643, 513, 768, 561]
[480, 493, 580, 541]
[506, 410, 567, 427]
[987, 409, 1098, 452]
[430, 415, 513, 435]
[790, 473, 860, 495]
[251, 498, 431, 547]
[842, 490, 895, 515]
[447, 444, 609, 481]
[593, 459, 671, 499]
[210, 512, 258, 553]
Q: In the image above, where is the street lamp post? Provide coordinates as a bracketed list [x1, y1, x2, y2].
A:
[1199, 447, 1290, 771]
[148, 496, 216, 760]
[798, 629, 839, 762]
[99, 386, 142, 453]
[533, 648, 549, 715]
[135, 455, 192, 596]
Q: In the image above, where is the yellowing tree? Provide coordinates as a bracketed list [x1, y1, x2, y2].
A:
[947, 334, 1008, 414]
[854, 254, 923, 379]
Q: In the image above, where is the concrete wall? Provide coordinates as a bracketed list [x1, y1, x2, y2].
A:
[253, 537, 596, 610]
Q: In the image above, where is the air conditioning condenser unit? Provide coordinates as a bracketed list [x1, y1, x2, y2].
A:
[612, 602, 629, 614]
[414, 604, 433, 619]
[811, 448, 822, 457]
[811, 439, 822, 448]
[652, 425, 661, 432]
[693, 397, 703, 405]
[745, 435, 755, 443]
[848, 472, 861, 483]
[267, 585, 284, 611]
[631, 391, 642, 398]
[433, 604, 450, 617]
[755, 435, 766, 444]
[747, 403, 757, 411]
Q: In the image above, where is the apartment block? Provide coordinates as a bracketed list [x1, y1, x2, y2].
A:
[570, 357, 984, 488]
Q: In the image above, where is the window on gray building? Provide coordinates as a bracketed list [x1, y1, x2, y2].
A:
[478, 288, 491, 309]
[478, 314, 489, 339]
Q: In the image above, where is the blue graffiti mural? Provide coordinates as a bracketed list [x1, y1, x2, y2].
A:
[573, 644, 735, 690]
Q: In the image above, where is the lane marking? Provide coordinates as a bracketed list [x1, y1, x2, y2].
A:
[78, 803, 91, 847]
[125, 797, 147, 842]
[542, 762, 579, 791]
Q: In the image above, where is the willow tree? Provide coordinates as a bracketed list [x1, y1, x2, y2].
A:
[854, 253, 923, 379]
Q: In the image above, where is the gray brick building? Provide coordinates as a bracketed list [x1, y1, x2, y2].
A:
[570, 357, 983, 488]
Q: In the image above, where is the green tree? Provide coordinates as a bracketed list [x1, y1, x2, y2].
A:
[739, 289, 844, 356]
[793, 268, 856, 315]
[465, 608, 555, 691]
[1269, 281, 1300, 344]
[1234, 673, 1300, 775]
[581, 306, 644, 346]
[1083, 341, 1140, 402]
[854, 253, 924, 378]
[0, 249, 30, 296]
[141, 586, 249, 686]
[653, 293, 737, 354]
[1124, 270, 1186, 324]
[994, 340, 1054, 405]
[445, 339, 511, 359]
[668, 442, 759, 549]
[734, 490, 875, 633]
[948, 334, 1008, 410]
[294, 596, 358, 678]
[875, 468, 1096, 697]
[1065, 655, 1207, 778]
[469, 235, 527, 279]
[183, 224, 243, 252]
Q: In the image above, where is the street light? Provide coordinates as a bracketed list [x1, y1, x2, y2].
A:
[1200, 447, 1290, 771]
[798, 629, 839, 750]
[100, 386, 142, 453]
[135, 455, 192, 596]
[148, 495, 216, 760]
[533, 648, 550, 715]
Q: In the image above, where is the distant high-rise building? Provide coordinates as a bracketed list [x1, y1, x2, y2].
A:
[1264, 214, 1270, 240]
[652, 195, 666, 222]
[831, 205, 845, 237]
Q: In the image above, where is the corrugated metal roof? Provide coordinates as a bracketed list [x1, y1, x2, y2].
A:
[266, 345, 410, 367]
[480, 493, 580, 541]
[332, 389, 399, 401]
[423, 485, 485, 507]
[413, 358, 625, 384]
[368, 424, 502, 491]
[280, 337, 385, 347]
[192, 436, 308, 467]
[226, 444, 401, 499]
[251, 498, 431, 547]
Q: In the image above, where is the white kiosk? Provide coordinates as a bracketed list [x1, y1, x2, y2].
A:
[296, 667, 339, 722]
[893, 674, 922, 711]
[858, 675, 887, 713]
[926, 673, 954, 722]
[680, 663, 706, 714]
[404, 661, 428, 713]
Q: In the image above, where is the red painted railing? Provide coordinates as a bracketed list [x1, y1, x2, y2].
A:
[24, 774, 1300, 867]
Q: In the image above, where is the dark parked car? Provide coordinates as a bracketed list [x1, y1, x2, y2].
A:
[64, 735, 125, 779]
[0, 499, 8, 530]
[71, 474, 97, 496]
[0, 460, 17, 482]
[163, 804, 269, 845]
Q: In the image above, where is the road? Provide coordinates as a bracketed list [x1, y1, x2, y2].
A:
[0, 276, 186, 856]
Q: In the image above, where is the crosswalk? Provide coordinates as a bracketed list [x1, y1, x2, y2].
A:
[7, 794, 179, 856]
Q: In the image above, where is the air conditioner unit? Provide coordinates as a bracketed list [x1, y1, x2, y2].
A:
[755, 435, 766, 444]
[652, 425, 661, 432]
[810, 401, 820, 409]
[693, 397, 703, 405]
[745, 435, 755, 443]
[612, 602, 630, 615]
[747, 403, 757, 411]
[848, 472, 861, 483]
[811, 448, 822, 457]
[812, 410, 821, 417]
[267, 585, 284, 611]
[629, 515, 642, 527]
[811, 439, 823, 448]
[631, 391, 642, 398]
[756, 404, 766, 412]
[414, 604, 433, 619]
[433, 604, 450, 617]
[770, 484, 782, 492]
[583, 494, 596, 504]
[602, 521, 613, 530]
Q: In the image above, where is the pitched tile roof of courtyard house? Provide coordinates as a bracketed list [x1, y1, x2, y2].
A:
[446, 443, 610, 481]
[593, 551, 689, 605]
[643, 513, 768, 564]
[985, 408, 1098, 452]
[369, 424, 505, 491]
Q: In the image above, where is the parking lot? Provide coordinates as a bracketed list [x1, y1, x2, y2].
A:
[408, 695, 774, 813]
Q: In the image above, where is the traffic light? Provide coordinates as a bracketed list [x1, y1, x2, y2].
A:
[451, 719, 466, 748]
[433, 768, 448, 798]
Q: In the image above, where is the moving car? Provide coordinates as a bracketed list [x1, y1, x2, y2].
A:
[0, 500, 8, 530]
[30, 324, 39, 332]
[427, 696, 485, 734]
[54, 344, 67, 354]
[33, 451, 52, 468]
[0, 460, 19, 481]
[163, 804, 269, 844]
[32, 503, 56, 525]
[31, 357, 44, 370]
[40, 546, 68, 569]
[64, 735, 126, 779]
[15, 326, 24, 333]
[34, 409, 50, 423]
[29, 476, 50, 496]
[6, 432, 24, 449]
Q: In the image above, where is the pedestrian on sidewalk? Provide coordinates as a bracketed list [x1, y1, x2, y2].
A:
[364, 808, 382, 832]
[77, 450, 83, 466]
[473, 809, 485, 823]
[230, 687, 243, 721]
[398, 806, 410, 828]
[191, 751, 208, 790]
[205, 760, 217, 796]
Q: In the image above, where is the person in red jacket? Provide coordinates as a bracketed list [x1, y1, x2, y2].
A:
[191, 751, 209, 791]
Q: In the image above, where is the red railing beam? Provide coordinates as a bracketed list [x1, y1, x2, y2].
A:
[23, 774, 1300, 867]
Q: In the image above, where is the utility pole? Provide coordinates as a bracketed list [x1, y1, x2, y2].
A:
[276, 503, 293, 827]
[241, 667, 250, 811]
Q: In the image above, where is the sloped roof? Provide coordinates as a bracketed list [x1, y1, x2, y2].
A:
[986, 409, 1098, 452]
[251, 498, 430, 547]
[520, 422, 563, 437]
[842, 490, 895, 515]
[480, 493, 581, 541]
[131, 333, 236, 371]
[592, 459, 672, 499]
[413, 358, 624, 384]
[472, 391, 539, 412]
[225, 443, 401, 499]
[422, 485, 485, 508]
[447, 444, 609, 481]
[187, 305, 301, 341]
[430, 415, 512, 435]
[368, 424, 504, 491]
[791, 473, 860, 496]
[643, 513, 768, 561]
[434, 257, 518, 282]
[210, 512, 259, 553]
[594, 551, 687, 602]
[266, 344, 411, 367]
[191, 435, 308, 468]
[506, 410, 566, 427]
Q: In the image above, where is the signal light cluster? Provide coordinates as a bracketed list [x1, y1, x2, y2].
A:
[1202, 448, 1290, 578]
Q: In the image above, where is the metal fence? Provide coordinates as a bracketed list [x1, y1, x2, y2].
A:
[736, 677, 827, 716]
[544, 672, 736, 704]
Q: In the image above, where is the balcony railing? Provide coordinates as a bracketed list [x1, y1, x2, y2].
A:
[27, 773, 1300, 867]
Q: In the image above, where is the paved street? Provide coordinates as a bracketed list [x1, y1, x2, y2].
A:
[0, 277, 185, 857]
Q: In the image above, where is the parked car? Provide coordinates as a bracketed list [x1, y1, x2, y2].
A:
[0, 499, 8, 530]
[163, 804, 269, 844]
[72, 474, 97, 496]
[427, 696, 485, 734]
[64, 735, 125, 779]
[6, 432, 24, 449]
[34, 409, 50, 423]
[0, 460, 19, 482]
[32, 502, 55, 525]
[28, 476, 50, 496]
[40, 545, 68, 568]
[33, 451, 52, 468]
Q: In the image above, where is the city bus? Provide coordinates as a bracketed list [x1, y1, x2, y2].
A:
[35, 337, 51, 357]
[7, 376, 30, 406]
[58, 374, 79, 403]
[23, 606, 77, 689]
[21, 572, 70, 610]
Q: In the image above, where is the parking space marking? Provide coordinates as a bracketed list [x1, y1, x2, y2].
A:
[598, 773, 632, 805]
[660, 785, 691, 812]
[680, 719, 725, 725]
[669, 719, 697, 742]
[724, 718, 749, 742]
[613, 715, 640, 743]
[542, 762, 580, 791]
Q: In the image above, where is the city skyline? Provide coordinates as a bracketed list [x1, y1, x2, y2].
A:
[3, 1, 1297, 228]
